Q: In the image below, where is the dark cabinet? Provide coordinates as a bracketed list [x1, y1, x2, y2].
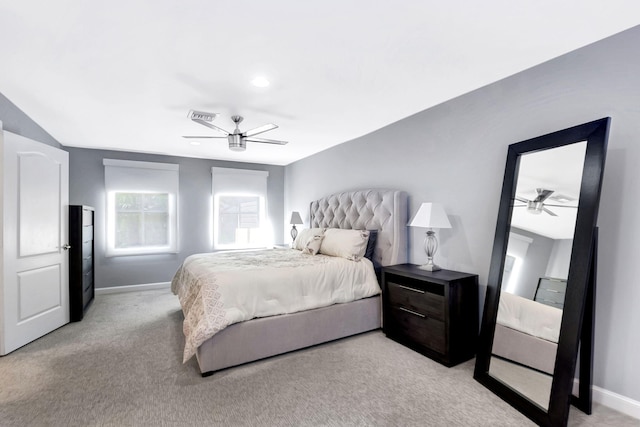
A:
[534, 277, 567, 309]
[69, 205, 95, 321]
[382, 264, 478, 367]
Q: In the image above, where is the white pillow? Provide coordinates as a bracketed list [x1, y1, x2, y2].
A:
[320, 229, 370, 261]
[302, 233, 324, 255]
[293, 228, 324, 251]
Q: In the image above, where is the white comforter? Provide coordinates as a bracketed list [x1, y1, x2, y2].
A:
[171, 249, 380, 362]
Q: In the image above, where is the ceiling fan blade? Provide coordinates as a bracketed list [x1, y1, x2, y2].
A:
[534, 189, 554, 203]
[544, 204, 578, 208]
[543, 207, 559, 216]
[192, 118, 230, 135]
[515, 197, 529, 204]
[243, 123, 278, 137]
[245, 137, 288, 145]
[182, 136, 226, 139]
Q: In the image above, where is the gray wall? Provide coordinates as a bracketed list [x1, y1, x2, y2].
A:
[285, 26, 640, 402]
[0, 92, 61, 148]
[545, 239, 572, 279]
[67, 147, 285, 288]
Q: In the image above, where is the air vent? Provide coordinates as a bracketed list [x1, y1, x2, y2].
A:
[188, 110, 217, 122]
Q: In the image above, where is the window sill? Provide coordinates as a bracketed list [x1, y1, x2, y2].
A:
[105, 249, 179, 258]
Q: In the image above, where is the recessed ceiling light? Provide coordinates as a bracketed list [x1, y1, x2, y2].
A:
[251, 76, 270, 88]
[190, 141, 201, 146]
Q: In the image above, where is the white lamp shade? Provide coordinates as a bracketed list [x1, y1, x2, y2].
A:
[289, 211, 303, 225]
[408, 203, 452, 229]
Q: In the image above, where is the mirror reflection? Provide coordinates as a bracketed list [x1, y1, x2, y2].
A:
[488, 141, 587, 410]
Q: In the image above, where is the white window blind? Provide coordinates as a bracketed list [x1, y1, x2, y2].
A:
[211, 167, 270, 250]
[104, 159, 179, 256]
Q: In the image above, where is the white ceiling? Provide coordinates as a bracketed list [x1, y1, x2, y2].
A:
[0, 1, 638, 166]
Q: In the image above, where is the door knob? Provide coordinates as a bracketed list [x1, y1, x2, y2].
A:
[62, 243, 71, 250]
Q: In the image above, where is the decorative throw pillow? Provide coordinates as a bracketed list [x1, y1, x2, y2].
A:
[302, 233, 324, 255]
[293, 228, 324, 251]
[320, 228, 370, 261]
[364, 230, 378, 262]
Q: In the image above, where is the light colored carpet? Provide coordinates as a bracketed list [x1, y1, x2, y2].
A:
[0, 289, 636, 426]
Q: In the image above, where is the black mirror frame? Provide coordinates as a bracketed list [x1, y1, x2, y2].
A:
[474, 118, 610, 427]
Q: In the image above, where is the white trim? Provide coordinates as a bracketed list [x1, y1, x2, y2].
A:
[103, 158, 179, 171]
[104, 160, 179, 257]
[211, 167, 271, 250]
[211, 167, 268, 177]
[95, 282, 171, 295]
[573, 380, 640, 420]
[508, 232, 534, 244]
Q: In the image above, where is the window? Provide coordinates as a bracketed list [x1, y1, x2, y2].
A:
[504, 232, 533, 295]
[114, 192, 169, 248]
[211, 167, 270, 250]
[104, 159, 178, 256]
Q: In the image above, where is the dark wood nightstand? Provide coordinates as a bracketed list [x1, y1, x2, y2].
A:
[381, 264, 479, 367]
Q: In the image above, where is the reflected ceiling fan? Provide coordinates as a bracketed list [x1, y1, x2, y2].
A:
[514, 188, 577, 216]
[183, 110, 288, 152]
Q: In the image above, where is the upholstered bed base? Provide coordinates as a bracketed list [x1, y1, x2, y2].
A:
[196, 295, 381, 375]
[492, 323, 557, 375]
[193, 189, 407, 375]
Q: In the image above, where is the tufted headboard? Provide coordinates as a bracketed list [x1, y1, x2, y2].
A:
[309, 189, 408, 267]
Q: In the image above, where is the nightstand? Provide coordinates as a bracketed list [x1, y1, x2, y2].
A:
[381, 264, 479, 367]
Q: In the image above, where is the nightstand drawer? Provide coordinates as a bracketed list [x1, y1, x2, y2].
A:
[387, 281, 445, 321]
[82, 225, 93, 242]
[533, 288, 565, 309]
[82, 255, 93, 275]
[82, 209, 93, 226]
[83, 270, 93, 290]
[389, 306, 446, 354]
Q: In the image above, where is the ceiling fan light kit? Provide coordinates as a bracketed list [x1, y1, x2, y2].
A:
[184, 111, 288, 152]
[228, 134, 246, 152]
[514, 188, 577, 216]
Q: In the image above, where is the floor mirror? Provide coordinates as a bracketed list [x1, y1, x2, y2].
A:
[474, 118, 610, 427]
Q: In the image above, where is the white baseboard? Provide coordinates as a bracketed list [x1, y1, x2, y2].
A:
[592, 385, 640, 420]
[95, 282, 171, 295]
[573, 379, 640, 420]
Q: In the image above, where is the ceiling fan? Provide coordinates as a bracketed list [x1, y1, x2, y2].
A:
[514, 188, 577, 216]
[183, 110, 288, 152]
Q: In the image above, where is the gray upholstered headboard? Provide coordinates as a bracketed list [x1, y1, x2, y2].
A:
[309, 189, 408, 266]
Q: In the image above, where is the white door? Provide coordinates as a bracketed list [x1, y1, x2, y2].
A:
[1, 130, 70, 355]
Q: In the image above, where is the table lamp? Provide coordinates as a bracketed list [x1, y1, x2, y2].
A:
[408, 203, 452, 271]
[289, 211, 303, 243]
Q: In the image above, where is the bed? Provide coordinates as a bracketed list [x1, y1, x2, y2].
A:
[492, 291, 562, 375]
[172, 189, 408, 375]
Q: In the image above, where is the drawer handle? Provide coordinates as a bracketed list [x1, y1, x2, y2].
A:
[397, 284, 425, 294]
[398, 307, 426, 318]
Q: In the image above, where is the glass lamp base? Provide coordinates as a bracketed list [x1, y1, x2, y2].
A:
[421, 231, 441, 271]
